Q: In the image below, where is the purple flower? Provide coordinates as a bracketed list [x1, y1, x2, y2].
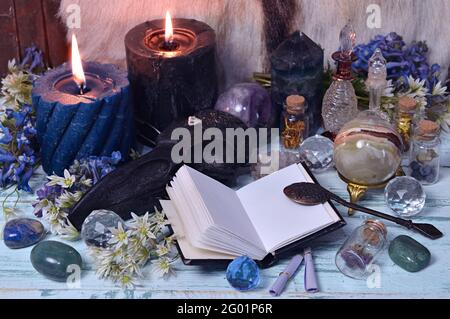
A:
[0, 149, 15, 162]
[0, 124, 13, 144]
[20, 45, 44, 73]
[18, 167, 33, 192]
[353, 32, 442, 92]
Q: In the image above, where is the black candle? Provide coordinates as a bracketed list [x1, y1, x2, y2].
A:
[125, 13, 218, 146]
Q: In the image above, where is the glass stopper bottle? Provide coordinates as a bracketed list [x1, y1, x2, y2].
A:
[335, 220, 387, 279]
[366, 48, 390, 122]
[396, 96, 418, 153]
[409, 120, 441, 185]
[322, 23, 358, 135]
[281, 95, 309, 150]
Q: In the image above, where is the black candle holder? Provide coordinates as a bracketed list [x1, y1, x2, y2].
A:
[125, 19, 218, 146]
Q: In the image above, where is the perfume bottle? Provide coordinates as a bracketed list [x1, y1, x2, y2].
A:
[281, 95, 309, 149]
[366, 48, 390, 122]
[322, 23, 358, 134]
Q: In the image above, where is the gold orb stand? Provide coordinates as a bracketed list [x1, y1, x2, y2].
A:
[338, 167, 405, 216]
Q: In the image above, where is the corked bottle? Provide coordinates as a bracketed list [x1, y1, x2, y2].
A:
[335, 220, 387, 279]
[409, 120, 441, 185]
[281, 95, 309, 150]
[396, 96, 418, 152]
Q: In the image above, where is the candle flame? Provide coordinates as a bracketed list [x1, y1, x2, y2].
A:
[71, 34, 86, 89]
[165, 11, 174, 43]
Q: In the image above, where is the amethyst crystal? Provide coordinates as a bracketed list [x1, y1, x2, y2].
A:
[271, 32, 324, 133]
[214, 83, 273, 128]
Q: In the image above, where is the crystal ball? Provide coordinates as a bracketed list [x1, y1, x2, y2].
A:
[81, 209, 125, 248]
[299, 135, 334, 172]
[226, 256, 260, 291]
[384, 176, 426, 217]
[334, 110, 403, 185]
[214, 83, 272, 128]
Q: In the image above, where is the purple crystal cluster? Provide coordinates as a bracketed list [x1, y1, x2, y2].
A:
[214, 83, 273, 128]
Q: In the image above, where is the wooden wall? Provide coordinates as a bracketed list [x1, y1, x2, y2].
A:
[0, 0, 67, 76]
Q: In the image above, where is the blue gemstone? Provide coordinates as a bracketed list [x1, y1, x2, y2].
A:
[226, 256, 260, 291]
[3, 218, 46, 249]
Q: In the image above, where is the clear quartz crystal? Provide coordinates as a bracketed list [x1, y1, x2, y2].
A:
[299, 135, 334, 172]
[339, 23, 356, 58]
[384, 176, 426, 217]
[366, 48, 390, 121]
[322, 22, 358, 134]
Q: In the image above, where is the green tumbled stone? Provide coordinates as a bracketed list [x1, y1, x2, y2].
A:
[30, 241, 82, 282]
[388, 235, 431, 272]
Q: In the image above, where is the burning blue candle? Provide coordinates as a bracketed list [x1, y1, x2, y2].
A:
[32, 34, 134, 176]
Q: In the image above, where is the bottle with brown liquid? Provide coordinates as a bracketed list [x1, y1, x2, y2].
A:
[396, 96, 418, 153]
[281, 95, 309, 150]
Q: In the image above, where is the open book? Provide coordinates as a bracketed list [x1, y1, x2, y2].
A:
[161, 163, 345, 262]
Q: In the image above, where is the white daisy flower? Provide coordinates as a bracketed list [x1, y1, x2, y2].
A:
[47, 170, 76, 189]
[432, 81, 448, 96]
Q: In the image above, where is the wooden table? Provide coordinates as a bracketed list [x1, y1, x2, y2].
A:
[1, 139, 450, 299]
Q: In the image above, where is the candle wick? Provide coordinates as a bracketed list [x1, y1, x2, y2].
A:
[77, 81, 87, 95]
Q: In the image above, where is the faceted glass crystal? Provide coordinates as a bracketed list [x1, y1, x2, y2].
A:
[384, 176, 426, 217]
[226, 256, 260, 291]
[299, 135, 334, 172]
[81, 209, 125, 248]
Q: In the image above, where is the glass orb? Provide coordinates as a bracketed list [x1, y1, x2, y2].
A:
[334, 110, 403, 185]
[384, 176, 426, 217]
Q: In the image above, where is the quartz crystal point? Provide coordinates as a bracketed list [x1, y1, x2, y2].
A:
[339, 22, 356, 58]
[366, 48, 389, 120]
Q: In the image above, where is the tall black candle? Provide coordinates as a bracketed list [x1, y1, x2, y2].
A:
[125, 15, 218, 146]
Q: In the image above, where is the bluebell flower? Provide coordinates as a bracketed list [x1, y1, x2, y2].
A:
[0, 149, 16, 162]
[20, 45, 44, 73]
[110, 151, 122, 164]
[16, 132, 30, 150]
[353, 32, 442, 93]
[0, 124, 13, 144]
[18, 167, 33, 193]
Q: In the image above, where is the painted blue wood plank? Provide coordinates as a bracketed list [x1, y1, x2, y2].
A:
[0, 163, 450, 298]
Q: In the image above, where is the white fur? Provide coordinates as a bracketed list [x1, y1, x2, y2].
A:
[60, 0, 450, 88]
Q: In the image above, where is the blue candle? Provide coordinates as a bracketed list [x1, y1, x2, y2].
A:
[32, 58, 134, 176]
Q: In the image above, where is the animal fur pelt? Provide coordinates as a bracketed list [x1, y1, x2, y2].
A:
[59, 0, 450, 88]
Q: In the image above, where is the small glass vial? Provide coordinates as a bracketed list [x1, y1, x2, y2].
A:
[281, 95, 309, 150]
[396, 96, 418, 153]
[335, 220, 387, 279]
[409, 120, 441, 185]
